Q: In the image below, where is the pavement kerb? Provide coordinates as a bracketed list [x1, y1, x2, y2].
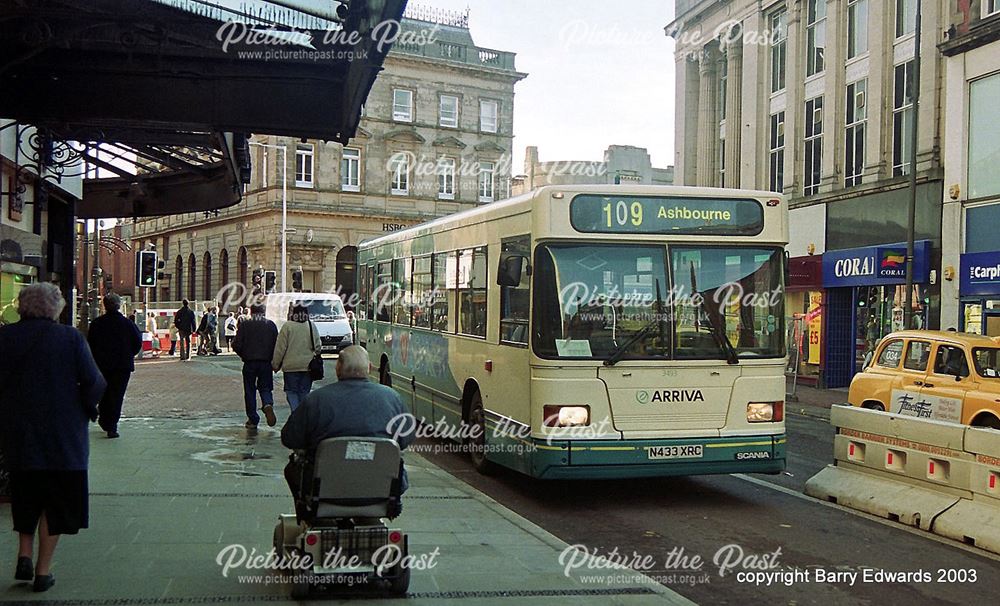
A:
[414, 458, 696, 605]
[787, 406, 832, 422]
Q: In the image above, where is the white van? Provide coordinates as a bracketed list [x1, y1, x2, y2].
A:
[264, 293, 354, 354]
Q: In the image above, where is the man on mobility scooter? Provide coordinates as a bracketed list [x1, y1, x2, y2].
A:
[276, 346, 416, 598]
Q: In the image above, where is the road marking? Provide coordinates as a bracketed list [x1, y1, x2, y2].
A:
[732, 473, 1000, 563]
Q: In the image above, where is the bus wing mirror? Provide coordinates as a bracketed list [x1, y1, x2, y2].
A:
[498, 254, 528, 287]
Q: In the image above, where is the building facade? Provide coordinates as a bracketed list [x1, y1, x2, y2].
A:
[670, 0, 946, 387]
[1, 121, 79, 325]
[939, 1, 1000, 336]
[130, 9, 526, 309]
[512, 145, 673, 195]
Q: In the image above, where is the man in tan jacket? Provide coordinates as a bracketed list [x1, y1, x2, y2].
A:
[272, 303, 322, 412]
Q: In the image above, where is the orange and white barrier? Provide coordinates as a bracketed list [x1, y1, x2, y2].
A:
[805, 405, 1000, 553]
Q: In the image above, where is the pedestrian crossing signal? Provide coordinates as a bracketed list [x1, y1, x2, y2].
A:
[264, 270, 276, 294]
[137, 251, 158, 287]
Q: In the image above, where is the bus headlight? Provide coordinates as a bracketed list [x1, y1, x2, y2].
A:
[543, 405, 590, 427]
[747, 401, 784, 423]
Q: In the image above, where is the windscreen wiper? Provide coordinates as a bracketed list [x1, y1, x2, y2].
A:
[690, 261, 739, 365]
[603, 320, 658, 367]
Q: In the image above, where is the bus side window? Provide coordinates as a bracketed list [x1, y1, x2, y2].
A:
[432, 252, 455, 332]
[500, 235, 530, 345]
[458, 247, 487, 337]
[376, 262, 392, 322]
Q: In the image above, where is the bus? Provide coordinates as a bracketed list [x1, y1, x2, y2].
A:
[356, 185, 787, 479]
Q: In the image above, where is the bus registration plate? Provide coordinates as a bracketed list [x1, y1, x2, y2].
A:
[646, 445, 703, 460]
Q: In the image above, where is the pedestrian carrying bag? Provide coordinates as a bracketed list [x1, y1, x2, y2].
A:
[307, 321, 324, 380]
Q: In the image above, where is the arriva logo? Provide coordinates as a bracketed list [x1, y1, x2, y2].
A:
[636, 389, 705, 403]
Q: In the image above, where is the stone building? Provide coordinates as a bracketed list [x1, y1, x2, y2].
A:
[511, 145, 673, 196]
[939, 1, 1000, 336]
[131, 7, 526, 308]
[669, 0, 946, 387]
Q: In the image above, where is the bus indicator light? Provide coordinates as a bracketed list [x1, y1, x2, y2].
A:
[484, 360, 493, 372]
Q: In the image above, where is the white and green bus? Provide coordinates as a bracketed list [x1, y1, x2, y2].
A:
[357, 185, 787, 479]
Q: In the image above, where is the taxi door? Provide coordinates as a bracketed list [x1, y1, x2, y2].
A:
[888, 338, 933, 415]
[918, 343, 971, 424]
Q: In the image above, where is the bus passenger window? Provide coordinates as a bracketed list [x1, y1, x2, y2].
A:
[375, 262, 392, 322]
[412, 256, 433, 329]
[458, 247, 487, 337]
[432, 252, 455, 332]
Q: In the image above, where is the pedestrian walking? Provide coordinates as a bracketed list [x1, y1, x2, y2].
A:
[0, 283, 107, 593]
[232, 303, 279, 428]
[272, 303, 322, 412]
[173, 300, 196, 361]
[196, 311, 209, 356]
[224, 312, 238, 351]
[168, 323, 178, 356]
[88, 293, 143, 438]
[144, 312, 161, 358]
[206, 307, 221, 355]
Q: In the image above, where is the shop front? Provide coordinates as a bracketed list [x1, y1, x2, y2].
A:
[786, 255, 824, 386]
[822, 240, 932, 388]
[959, 250, 1000, 336]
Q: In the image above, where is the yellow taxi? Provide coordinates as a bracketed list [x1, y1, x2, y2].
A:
[848, 330, 1000, 429]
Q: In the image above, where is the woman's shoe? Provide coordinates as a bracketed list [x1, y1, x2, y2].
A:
[15, 556, 32, 580]
[33, 573, 54, 592]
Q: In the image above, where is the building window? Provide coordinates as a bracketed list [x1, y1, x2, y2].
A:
[718, 139, 726, 187]
[969, 72, 1000, 198]
[896, 0, 916, 37]
[987, 0, 1000, 17]
[393, 88, 413, 122]
[295, 144, 313, 188]
[804, 96, 824, 195]
[478, 161, 495, 202]
[390, 152, 409, 195]
[806, 0, 826, 77]
[770, 10, 787, 93]
[439, 95, 459, 128]
[341, 148, 360, 192]
[892, 61, 915, 177]
[845, 79, 867, 187]
[847, 0, 868, 59]
[438, 157, 456, 200]
[769, 111, 785, 193]
[260, 148, 268, 188]
[480, 99, 498, 133]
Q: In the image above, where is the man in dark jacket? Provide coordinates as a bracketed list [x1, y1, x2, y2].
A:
[232, 304, 279, 428]
[87, 294, 143, 438]
[281, 346, 415, 516]
[174, 300, 197, 361]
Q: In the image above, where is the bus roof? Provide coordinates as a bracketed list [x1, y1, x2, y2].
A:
[360, 184, 783, 249]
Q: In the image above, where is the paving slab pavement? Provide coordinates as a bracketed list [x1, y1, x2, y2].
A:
[1, 414, 693, 605]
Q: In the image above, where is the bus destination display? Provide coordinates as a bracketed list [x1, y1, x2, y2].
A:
[570, 195, 765, 236]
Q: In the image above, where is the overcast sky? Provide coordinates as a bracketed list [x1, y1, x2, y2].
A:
[423, 0, 677, 172]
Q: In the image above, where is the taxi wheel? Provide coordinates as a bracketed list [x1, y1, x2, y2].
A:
[971, 414, 1000, 430]
[862, 401, 885, 412]
[468, 392, 496, 475]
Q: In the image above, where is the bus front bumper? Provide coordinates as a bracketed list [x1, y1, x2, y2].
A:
[526, 434, 786, 479]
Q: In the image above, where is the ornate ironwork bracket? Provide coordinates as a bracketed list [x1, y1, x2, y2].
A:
[0, 121, 88, 208]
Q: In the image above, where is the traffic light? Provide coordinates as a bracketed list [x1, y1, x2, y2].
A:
[251, 268, 263, 295]
[292, 268, 303, 292]
[136, 250, 158, 288]
[156, 258, 166, 282]
[264, 270, 276, 294]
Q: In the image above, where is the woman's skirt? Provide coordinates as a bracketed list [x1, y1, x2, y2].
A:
[10, 470, 88, 535]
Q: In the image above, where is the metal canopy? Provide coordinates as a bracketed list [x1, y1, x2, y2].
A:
[0, 0, 407, 218]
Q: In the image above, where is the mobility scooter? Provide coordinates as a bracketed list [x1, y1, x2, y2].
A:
[273, 436, 409, 598]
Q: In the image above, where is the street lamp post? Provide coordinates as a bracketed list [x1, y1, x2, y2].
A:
[249, 140, 289, 292]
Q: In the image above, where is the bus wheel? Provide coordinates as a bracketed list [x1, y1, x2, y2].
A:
[468, 392, 496, 475]
[380, 361, 392, 387]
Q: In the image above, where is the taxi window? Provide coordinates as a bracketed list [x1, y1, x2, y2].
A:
[932, 345, 969, 378]
[903, 340, 931, 371]
[876, 340, 904, 368]
[973, 347, 1000, 378]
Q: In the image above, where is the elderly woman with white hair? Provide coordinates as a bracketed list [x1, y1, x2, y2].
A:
[0, 283, 106, 592]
